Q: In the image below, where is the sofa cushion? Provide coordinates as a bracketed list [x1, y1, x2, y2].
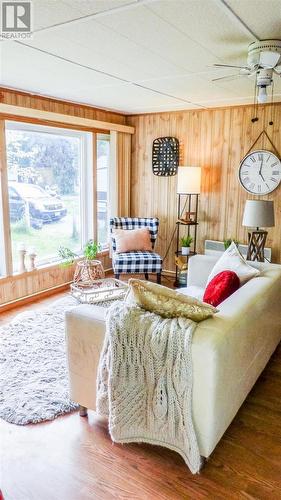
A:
[126, 278, 218, 322]
[203, 270, 240, 307]
[207, 242, 260, 286]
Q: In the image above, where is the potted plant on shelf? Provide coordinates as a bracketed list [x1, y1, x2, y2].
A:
[180, 235, 193, 255]
[58, 240, 104, 287]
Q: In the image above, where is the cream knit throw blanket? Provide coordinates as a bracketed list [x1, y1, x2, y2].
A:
[96, 301, 201, 473]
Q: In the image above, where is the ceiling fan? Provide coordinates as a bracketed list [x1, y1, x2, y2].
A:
[212, 39, 281, 103]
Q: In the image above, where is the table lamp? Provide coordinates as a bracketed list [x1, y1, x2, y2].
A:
[242, 200, 274, 261]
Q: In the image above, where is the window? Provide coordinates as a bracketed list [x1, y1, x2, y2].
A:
[5, 121, 93, 272]
[97, 134, 110, 247]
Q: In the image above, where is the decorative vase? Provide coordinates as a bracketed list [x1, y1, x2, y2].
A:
[18, 243, 27, 273]
[74, 259, 105, 287]
[181, 247, 190, 256]
[27, 248, 37, 271]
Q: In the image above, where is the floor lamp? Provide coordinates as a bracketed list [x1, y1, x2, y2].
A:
[242, 200, 275, 262]
[175, 166, 201, 286]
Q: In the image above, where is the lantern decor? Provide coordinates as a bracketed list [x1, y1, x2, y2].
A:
[58, 240, 104, 287]
[73, 259, 104, 287]
[152, 137, 179, 176]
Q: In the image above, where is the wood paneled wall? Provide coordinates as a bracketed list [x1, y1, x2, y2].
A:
[127, 103, 281, 271]
[0, 87, 126, 125]
[0, 253, 112, 307]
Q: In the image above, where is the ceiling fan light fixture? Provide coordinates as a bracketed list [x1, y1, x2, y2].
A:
[248, 39, 281, 69]
[257, 85, 267, 104]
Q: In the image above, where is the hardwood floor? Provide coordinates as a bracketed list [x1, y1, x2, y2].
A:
[1, 290, 281, 500]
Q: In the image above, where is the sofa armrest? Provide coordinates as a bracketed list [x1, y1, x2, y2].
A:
[191, 265, 281, 457]
[65, 304, 106, 410]
[187, 254, 218, 288]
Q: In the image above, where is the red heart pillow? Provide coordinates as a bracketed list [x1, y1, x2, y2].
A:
[203, 270, 240, 307]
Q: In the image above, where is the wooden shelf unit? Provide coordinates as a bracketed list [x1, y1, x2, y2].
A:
[174, 193, 199, 287]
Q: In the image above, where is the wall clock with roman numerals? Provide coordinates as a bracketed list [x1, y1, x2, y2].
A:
[239, 149, 281, 195]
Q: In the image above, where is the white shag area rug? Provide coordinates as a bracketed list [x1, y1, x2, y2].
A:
[0, 296, 79, 425]
[0, 295, 112, 425]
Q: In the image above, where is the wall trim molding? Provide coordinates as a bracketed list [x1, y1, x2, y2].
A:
[0, 103, 135, 134]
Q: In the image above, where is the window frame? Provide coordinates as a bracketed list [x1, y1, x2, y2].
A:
[0, 119, 113, 277]
[96, 132, 111, 249]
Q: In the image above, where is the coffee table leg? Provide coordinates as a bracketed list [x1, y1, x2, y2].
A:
[79, 405, 88, 417]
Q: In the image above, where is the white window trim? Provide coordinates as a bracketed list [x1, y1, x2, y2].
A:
[109, 131, 118, 220]
[0, 179, 7, 276]
[97, 132, 112, 250]
[81, 132, 94, 247]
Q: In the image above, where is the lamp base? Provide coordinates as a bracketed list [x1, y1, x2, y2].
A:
[246, 230, 268, 262]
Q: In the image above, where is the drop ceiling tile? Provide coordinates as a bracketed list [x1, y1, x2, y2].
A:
[62, 0, 136, 16]
[32, 0, 84, 30]
[95, 5, 221, 72]
[1, 41, 121, 94]
[33, 0, 134, 31]
[226, 0, 281, 39]
[127, 102, 201, 114]
[29, 19, 186, 81]
[81, 83, 185, 109]
[273, 75, 281, 92]
[136, 74, 240, 101]
[1, 42, 185, 112]
[147, 0, 253, 65]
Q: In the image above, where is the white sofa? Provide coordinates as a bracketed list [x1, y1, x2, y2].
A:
[65, 255, 281, 458]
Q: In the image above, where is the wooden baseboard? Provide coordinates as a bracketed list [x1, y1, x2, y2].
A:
[0, 282, 72, 313]
[162, 269, 176, 276]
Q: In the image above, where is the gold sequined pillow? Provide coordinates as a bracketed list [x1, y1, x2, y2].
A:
[125, 279, 218, 322]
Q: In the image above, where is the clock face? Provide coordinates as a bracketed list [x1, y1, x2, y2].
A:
[239, 150, 281, 195]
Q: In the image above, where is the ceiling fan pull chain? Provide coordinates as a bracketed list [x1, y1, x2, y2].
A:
[269, 81, 274, 126]
[251, 75, 259, 123]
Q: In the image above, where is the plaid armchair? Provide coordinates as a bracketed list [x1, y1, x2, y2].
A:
[110, 217, 162, 284]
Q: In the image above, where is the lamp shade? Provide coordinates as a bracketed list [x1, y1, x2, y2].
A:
[242, 200, 275, 228]
[177, 166, 201, 194]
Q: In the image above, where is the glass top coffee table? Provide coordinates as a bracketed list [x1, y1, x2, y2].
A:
[70, 277, 128, 305]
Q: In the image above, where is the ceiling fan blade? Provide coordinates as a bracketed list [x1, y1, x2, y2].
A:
[259, 51, 281, 68]
[213, 63, 249, 69]
[273, 67, 281, 75]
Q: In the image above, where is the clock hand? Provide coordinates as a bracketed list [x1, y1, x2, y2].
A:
[259, 157, 264, 176]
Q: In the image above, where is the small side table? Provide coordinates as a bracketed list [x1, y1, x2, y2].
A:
[175, 249, 196, 287]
